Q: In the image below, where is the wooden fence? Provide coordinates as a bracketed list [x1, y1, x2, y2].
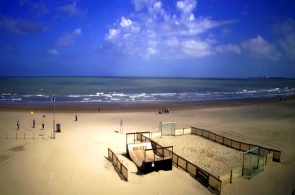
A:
[114, 126, 282, 192]
[191, 127, 281, 162]
[108, 148, 128, 181]
[1, 132, 53, 140]
[136, 132, 222, 194]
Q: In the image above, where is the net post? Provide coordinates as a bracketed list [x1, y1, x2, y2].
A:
[159, 122, 163, 137]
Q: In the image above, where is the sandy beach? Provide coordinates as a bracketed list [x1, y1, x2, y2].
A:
[0, 98, 294, 195]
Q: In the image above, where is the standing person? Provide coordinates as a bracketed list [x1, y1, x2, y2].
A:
[75, 114, 78, 121]
[17, 121, 19, 130]
[120, 118, 123, 133]
[42, 121, 44, 130]
[32, 119, 35, 128]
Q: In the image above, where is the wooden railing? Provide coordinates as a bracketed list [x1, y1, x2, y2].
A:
[108, 148, 128, 181]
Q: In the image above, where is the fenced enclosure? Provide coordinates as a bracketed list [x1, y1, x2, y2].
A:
[159, 122, 176, 136]
[191, 126, 282, 162]
[242, 147, 264, 179]
[108, 148, 128, 181]
[135, 132, 222, 195]
[109, 127, 282, 193]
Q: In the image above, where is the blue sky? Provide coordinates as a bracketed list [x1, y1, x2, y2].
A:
[0, 0, 295, 78]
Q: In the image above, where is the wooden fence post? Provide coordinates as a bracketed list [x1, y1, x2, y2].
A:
[230, 169, 233, 183]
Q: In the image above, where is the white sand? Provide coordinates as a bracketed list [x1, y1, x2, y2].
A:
[0, 100, 295, 195]
[153, 134, 243, 177]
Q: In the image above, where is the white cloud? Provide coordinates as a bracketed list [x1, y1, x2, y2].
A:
[57, 28, 82, 47]
[106, 29, 119, 40]
[275, 19, 295, 60]
[73, 28, 81, 35]
[274, 18, 295, 34]
[216, 44, 241, 54]
[47, 49, 59, 55]
[104, 0, 235, 59]
[241, 35, 281, 60]
[153, 1, 161, 9]
[177, 0, 197, 14]
[165, 37, 179, 47]
[131, 0, 156, 11]
[144, 47, 157, 59]
[279, 34, 295, 60]
[149, 1, 164, 15]
[182, 40, 212, 57]
[176, 0, 197, 22]
[58, 2, 86, 16]
[120, 17, 133, 28]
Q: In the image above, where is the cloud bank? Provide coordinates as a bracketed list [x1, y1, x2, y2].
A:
[104, 0, 237, 59]
[241, 35, 281, 60]
[276, 19, 295, 60]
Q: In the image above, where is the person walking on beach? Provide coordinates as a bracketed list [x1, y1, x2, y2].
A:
[32, 119, 35, 128]
[17, 121, 19, 130]
[120, 118, 123, 133]
[42, 121, 45, 130]
[75, 114, 78, 121]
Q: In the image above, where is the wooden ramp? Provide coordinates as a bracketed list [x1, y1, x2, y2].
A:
[127, 142, 172, 174]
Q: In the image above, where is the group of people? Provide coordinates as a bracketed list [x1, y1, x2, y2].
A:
[16, 120, 44, 130]
[16, 113, 79, 131]
[16, 111, 95, 130]
[159, 108, 170, 114]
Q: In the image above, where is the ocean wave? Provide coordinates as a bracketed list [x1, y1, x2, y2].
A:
[1, 85, 295, 104]
[11, 98, 22, 101]
[1, 93, 11, 96]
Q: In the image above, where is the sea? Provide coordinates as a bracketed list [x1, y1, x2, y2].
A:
[0, 77, 295, 105]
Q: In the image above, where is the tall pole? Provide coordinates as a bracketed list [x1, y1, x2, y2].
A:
[52, 95, 56, 139]
[120, 118, 123, 133]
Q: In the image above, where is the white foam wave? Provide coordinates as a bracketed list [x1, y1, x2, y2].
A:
[11, 98, 22, 101]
